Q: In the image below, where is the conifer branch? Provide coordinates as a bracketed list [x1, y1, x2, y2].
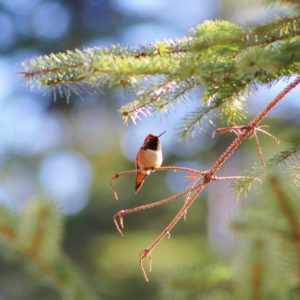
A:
[262, 0, 300, 9]
[20, 16, 300, 135]
[0, 201, 97, 300]
[269, 175, 300, 291]
[232, 143, 300, 197]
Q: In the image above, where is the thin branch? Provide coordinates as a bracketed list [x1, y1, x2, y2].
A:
[253, 129, 265, 165]
[255, 127, 280, 145]
[110, 166, 207, 200]
[113, 186, 199, 236]
[183, 176, 201, 221]
[213, 124, 280, 166]
[110, 170, 136, 200]
[212, 175, 262, 182]
[140, 182, 206, 282]
[113, 76, 300, 281]
[210, 77, 300, 174]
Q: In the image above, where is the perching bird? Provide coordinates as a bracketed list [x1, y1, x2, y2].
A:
[135, 131, 166, 193]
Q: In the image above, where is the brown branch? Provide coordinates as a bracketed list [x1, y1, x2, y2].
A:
[253, 129, 265, 165]
[113, 186, 199, 236]
[255, 127, 280, 145]
[20, 62, 84, 78]
[210, 77, 300, 174]
[213, 124, 280, 166]
[140, 182, 206, 282]
[212, 175, 262, 182]
[183, 176, 201, 221]
[110, 166, 206, 200]
[113, 76, 300, 281]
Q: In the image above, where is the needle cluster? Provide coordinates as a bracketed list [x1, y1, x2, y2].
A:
[20, 14, 300, 137]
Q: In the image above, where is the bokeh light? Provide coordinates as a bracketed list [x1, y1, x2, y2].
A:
[166, 160, 204, 193]
[0, 14, 15, 50]
[39, 151, 92, 214]
[32, 2, 71, 40]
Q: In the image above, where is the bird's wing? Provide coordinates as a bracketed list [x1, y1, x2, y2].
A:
[135, 152, 140, 170]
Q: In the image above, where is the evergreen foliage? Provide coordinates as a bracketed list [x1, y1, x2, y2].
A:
[232, 143, 300, 198]
[21, 13, 300, 136]
[232, 173, 300, 300]
[0, 198, 96, 300]
[14, 0, 300, 298]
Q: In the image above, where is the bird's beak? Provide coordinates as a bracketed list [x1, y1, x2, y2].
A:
[158, 131, 166, 137]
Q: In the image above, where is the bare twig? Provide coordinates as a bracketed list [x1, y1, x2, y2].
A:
[210, 77, 300, 174]
[113, 185, 199, 236]
[183, 176, 200, 221]
[212, 175, 262, 182]
[213, 124, 280, 166]
[110, 170, 137, 200]
[110, 166, 207, 200]
[112, 76, 300, 281]
[255, 127, 280, 144]
[253, 129, 265, 165]
[140, 182, 206, 282]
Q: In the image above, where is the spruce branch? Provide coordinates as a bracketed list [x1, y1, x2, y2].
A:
[231, 171, 300, 298]
[179, 103, 219, 138]
[262, 0, 300, 9]
[111, 77, 300, 281]
[232, 143, 300, 197]
[0, 199, 97, 300]
[20, 16, 300, 136]
[287, 165, 300, 187]
[269, 175, 300, 291]
[120, 78, 198, 125]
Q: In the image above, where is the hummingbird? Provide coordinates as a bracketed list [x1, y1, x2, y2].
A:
[135, 131, 166, 193]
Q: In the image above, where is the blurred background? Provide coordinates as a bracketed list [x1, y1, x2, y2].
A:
[0, 0, 299, 299]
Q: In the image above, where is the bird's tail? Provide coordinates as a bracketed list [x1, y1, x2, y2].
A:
[135, 170, 148, 193]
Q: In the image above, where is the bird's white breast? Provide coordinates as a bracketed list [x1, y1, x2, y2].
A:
[138, 149, 163, 169]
